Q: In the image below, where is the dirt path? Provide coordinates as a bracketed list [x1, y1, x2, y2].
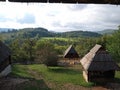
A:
[0, 77, 29, 90]
[26, 68, 111, 90]
[27, 67, 43, 80]
[0, 68, 120, 90]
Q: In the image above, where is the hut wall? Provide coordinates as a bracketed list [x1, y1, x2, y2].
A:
[0, 65, 11, 77]
[88, 70, 115, 82]
[0, 56, 11, 76]
[83, 71, 88, 82]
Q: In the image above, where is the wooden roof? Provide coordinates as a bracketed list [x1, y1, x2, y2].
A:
[8, 0, 120, 5]
[80, 44, 120, 71]
[64, 45, 79, 58]
[0, 0, 5, 1]
[0, 41, 11, 63]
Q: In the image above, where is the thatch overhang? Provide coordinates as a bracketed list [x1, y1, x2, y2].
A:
[80, 44, 120, 72]
[0, 41, 11, 63]
[64, 45, 79, 58]
[8, 0, 120, 5]
[0, 0, 5, 1]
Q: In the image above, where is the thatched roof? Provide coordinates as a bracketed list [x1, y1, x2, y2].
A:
[8, 0, 120, 5]
[64, 45, 79, 58]
[0, 41, 11, 63]
[0, 0, 5, 1]
[80, 44, 120, 71]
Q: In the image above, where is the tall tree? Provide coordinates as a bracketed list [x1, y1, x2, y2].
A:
[35, 40, 58, 66]
[106, 27, 120, 62]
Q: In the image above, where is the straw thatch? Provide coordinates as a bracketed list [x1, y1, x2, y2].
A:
[9, 0, 120, 5]
[64, 45, 79, 58]
[0, 41, 11, 63]
[80, 44, 120, 71]
[0, 0, 5, 1]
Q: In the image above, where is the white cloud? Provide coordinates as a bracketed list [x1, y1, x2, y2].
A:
[0, 2, 120, 32]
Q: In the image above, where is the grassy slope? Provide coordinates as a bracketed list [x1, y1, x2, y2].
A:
[11, 64, 93, 87]
[11, 64, 120, 90]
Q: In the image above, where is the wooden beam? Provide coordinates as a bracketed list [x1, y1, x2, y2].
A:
[0, 0, 5, 1]
[8, 0, 120, 5]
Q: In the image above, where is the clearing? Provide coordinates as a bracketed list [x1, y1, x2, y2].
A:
[0, 64, 120, 90]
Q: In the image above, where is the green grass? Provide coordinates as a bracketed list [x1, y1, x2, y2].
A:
[41, 37, 75, 41]
[114, 71, 120, 83]
[11, 64, 93, 87]
[11, 64, 33, 78]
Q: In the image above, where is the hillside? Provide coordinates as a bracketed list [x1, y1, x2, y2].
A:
[97, 29, 117, 35]
[0, 27, 102, 43]
[58, 31, 101, 38]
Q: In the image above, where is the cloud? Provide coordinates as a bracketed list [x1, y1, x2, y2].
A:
[0, 15, 9, 22]
[17, 13, 35, 24]
[68, 4, 88, 11]
[0, 3, 120, 31]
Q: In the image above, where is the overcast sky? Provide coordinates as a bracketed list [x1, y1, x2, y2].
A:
[0, 2, 120, 32]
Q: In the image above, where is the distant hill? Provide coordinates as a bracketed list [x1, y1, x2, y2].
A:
[97, 29, 117, 35]
[0, 27, 102, 43]
[0, 28, 13, 32]
[57, 31, 102, 38]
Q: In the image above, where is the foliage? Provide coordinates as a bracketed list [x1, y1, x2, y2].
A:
[9, 39, 36, 64]
[0, 27, 102, 44]
[35, 40, 58, 66]
[57, 31, 102, 38]
[106, 29, 120, 62]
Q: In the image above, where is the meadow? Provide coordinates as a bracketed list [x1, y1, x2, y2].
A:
[10, 64, 120, 90]
[11, 64, 94, 90]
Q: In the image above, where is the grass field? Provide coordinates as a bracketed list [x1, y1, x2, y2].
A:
[11, 64, 94, 90]
[41, 37, 72, 41]
[10, 64, 120, 90]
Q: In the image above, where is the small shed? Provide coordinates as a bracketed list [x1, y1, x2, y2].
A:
[64, 45, 79, 59]
[80, 44, 120, 82]
[0, 41, 11, 77]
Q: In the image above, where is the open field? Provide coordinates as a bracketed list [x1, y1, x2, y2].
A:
[0, 64, 119, 90]
[11, 64, 93, 86]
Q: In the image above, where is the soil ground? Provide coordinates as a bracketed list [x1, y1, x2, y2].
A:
[0, 76, 120, 90]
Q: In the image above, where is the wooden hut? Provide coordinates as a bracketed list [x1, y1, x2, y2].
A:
[64, 45, 79, 59]
[0, 41, 11, 77]
[80, 44, 120, 82]
[63, 45, 79, 65]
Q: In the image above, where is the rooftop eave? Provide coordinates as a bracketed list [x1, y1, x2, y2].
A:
[7, 0, 120, 5]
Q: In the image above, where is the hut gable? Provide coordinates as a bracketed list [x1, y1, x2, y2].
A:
[0, 41, 11, 76]
[64, 45, 79, 58]
[80, 44, 120, 71]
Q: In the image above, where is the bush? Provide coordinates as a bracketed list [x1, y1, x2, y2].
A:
[44, 51, 58, 66]
[35, 40, 58, 66]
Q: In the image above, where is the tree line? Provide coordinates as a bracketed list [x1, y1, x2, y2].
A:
[0, 26, 120, 66]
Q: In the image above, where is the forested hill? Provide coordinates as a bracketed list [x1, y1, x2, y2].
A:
[0, 27, 102, 41]
[58, 31, 101, 37]
[97, 29, 117, 35]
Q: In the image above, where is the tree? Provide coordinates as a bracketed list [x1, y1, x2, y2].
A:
[21, 39, 36, 63]
[35, 40, 58, 66]
[106, 28, 120, 62]
[9, 39, 36, 64]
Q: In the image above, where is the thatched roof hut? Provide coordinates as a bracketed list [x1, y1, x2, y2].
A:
[80, 44, 120, 82]
[8, 0, 120, 5]
[0, 41, 11, 77]
[64, 45, 79, 59]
